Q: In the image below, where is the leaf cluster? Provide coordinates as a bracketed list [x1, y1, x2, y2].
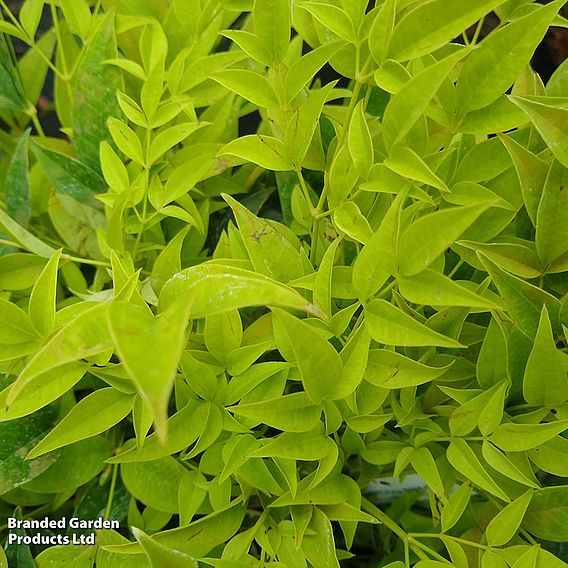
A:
[1, 0, 568, 566]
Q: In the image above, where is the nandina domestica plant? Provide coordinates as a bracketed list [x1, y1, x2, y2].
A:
[1, 0, 568, 566]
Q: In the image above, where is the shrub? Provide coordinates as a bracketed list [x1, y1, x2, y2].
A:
[1, 0, 568, 566]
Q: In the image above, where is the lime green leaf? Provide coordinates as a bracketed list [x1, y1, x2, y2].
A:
[387, 0, 506, 61]
[523, 306, 568, 406]
[18, 29, 56, 115]
[6, 303, 113, 406]
[19, 0, 43, 38]
[537, 160, 568, 268]
[410, 447, 445, 498]
[478, 252, 560, 338]
[59, 0, 92, 39]
[299, 3, 354, 42]
[482, 441, 540, 489]
[441, 483, 472, 532]
[148, 122, 205, 165]
[28, 249, 61, 337]
[352, 191, 405, 299]
[398, 202, 490, 276]
[0, 297, 39, 345]
[333, 202, 373, 244]
[457, 1, 562, 115]
[528, 436, 568, 477]
[368, 0, 396, 65]
[179, 52, 247, 92]
[212, 69, 278, 108]
[108, 399, 209, 463]
[383, 48, 467, 149]
[230, 392, 321, 432]
[35, 545, 96, 567]
[33, 144, 105, 205]
[151, 227, 189, 295]
[414, 562, 454, 568]
[159, 263, 319, 318]
[0, 209, 52, 257]
[451, 94, 527, 135]
[164, 158, 211, 205]
[446, 439, 509, 501]
[100, 140, 129, 192]
[285, 42, 344, 102]
[0, 363, 87, 421]
[489, 420, 568, 452]
[366, 349, 450, 389]
[510, 95, 568, 168]
[73, 12, 124, 171]
[0, 34, 28, 111]
[132, 527, 198, 568]
[313, 239, 338, 317]
[478, 381, 509, 436]
[285, 82, 336, 169]
[108, 303, 189, 442]
[337, 327, 370, 398]
[253, 0, 290, 63]
[220, 135, 292, 171]
[108, 118, 145, 165]
[301, 507, 341, 568]
[498, 134, 548, 225]
[348, 101, 374, 177]
[524, 487, 568, 542]
[205, 309, 242, 362]
[26, 388, 135, 459]
[224, 194, 304, 283]
[250, 430, 335, 461]
[384, 147, 448, 192]
[399, 269, 501, 309]
[365, 299, 463, 348]
[459, 240, 541, 279]
[273, 309, 343, 403]
[221, 30, 273, 67]
[486, 490, 533, 547]
[0, 406, 59, 494]
[121, 457, 189, 514]
[4, 129, 31, 227]
[106, 501, 245, 556]
[450, 380, 508, 436]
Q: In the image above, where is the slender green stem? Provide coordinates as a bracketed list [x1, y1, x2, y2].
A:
[132, 128, 153, 261]
[332, 79, 363, 168]
[362, 498, 431, 561]
[410, 537, 453, 564]
[296, 169, 315, 210]
[49, 0, 76, 110]
[0, 0, 20, 27]
[103, 465, 119, 521]
[93, 0, 103, 17]
[0, 0, 63, 79]
[520, 530, 538, 546]
[61, 254, 111, 268]
[0, 239, 20, 248]
[297, 169, 320, 264]
[245, 165, 264, 190]
[30, 112, 45, 138]
[412, 533, 489, 552]
[361, 497, 408, 541]
[49, 0, 68, 74]
[448, 259, 464, 279]
[472, 16, 486, 45]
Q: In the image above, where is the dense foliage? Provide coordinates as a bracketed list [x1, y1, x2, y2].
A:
[1, 0, 568, 566]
